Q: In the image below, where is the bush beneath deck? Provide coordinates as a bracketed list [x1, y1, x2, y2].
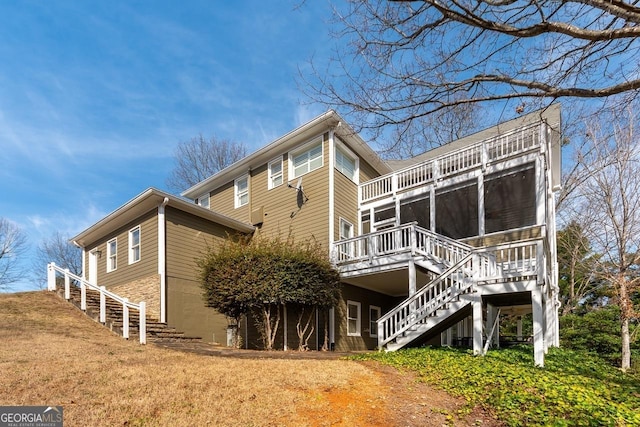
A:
[352, 346, 640, 426]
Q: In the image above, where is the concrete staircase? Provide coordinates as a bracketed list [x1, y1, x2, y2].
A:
[56, 284, 202, 343]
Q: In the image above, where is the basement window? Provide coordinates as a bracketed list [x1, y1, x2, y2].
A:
[347, 300, 361, 337]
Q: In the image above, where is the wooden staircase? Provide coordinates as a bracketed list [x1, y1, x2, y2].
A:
[55, 284, 202, 343]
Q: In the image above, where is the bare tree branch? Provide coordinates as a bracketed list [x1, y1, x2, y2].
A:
[0, 218, 28, 289]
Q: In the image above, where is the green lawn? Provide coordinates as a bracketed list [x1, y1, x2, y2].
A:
[352, 346, 640, 426]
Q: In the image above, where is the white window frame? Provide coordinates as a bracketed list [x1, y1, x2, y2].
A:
[268, 157, 284, 190]
[339, 218, 354, 258]
[347, 300, 361, 337]
[234, 175, 249, 208]
[289, 137, 323, 179]
[106, 238, 117, 273]
[335, 141, 359, 184]
[369, 305, 381, 337]
[129, 226, 141, 265]
[197, 193, 210, 209]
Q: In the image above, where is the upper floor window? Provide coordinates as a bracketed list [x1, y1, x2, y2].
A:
[235, 175, 249, 208]
[129, 226, 141, 264]
[268, 157, 283, 189]
[197, 193, 210, 209]
[291, 138, 323, 179]
[335, 145, 358, 183]
[107, 238, 117, 272]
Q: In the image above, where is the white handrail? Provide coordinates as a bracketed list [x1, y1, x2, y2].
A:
[361, 122, 542, 202]
[47, 262, 146, 344]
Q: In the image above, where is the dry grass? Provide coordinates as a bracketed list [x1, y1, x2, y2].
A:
[0, 292, 392, 427]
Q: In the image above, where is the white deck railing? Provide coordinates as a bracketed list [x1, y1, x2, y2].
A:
[47, 262, 146, 344]
[374, 237, 541, 348]
[332, 223, 473, 268]
[361, 122, 542, 203]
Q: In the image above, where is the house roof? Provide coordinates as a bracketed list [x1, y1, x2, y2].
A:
[70, 188, 255, 248]
[181, 110, 392, 199]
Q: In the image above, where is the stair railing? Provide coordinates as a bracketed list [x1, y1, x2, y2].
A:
[47, 262, 146, 344]
[377, 252, 487, 348]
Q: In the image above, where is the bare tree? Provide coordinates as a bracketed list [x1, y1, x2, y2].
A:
[0, 218, 28, 290]
[167, 135, 247, 192]
[32, 232, 82, 289]
[304, 0, 640, 145]
[566, 110, 640, 371]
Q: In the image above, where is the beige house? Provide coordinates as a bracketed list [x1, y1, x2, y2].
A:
[69, 106, 562, 365]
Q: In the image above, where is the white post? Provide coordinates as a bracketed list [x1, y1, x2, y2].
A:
[64, 269, 70, 300]
[377, 320, 384, 350]
[122, 298, 129, 339]
[47, 263, 56, 291]
[532, 288, 545, 367]
[139, 302, 146, 345]
[472, 293, 483, 356]
[283, 304, 288, 351]
[81, 282, 86, 311]
[100, 286, 106, 324]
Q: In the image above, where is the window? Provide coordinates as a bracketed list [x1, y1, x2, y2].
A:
[268, 157, 283, 189]
[107, 238, 117, 272]
[129, 226, 141, 264]
[347, 300, 361, 336]
[291, 139, 323, 178]
[369, 306, 381, 337]
[234, 175, 249, 208]
[335, 145, 358, 182]
[338, 218, 355, 259]
[197, 193, 210, 209]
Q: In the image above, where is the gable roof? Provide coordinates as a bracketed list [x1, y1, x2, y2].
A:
[181, 110, 392, 199]
[70, 188, 255, 248]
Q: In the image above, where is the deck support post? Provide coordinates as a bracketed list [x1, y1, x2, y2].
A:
[471, 293, 483, 356]
[532, 288, 545, 367]
[485, 304, 500, 349]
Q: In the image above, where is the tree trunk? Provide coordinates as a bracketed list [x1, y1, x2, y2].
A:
[259, 304, 281, 351]
[296, 306, 315, 351]
[321, 311, 329, 351]
[620, 278, 631, 371]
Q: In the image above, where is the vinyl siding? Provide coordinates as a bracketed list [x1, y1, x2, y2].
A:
[84, 210, 158, 289]
[252, 134, 331, 245]
[359, 157, 381, 184]
[334, 283, 397, 352]
[333, 170, 359, 240]
[165, 206, 244, 280]
[165, 206, 251, 343]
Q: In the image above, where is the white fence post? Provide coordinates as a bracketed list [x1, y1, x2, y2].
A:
[100, 286, 106, 323]
[64, 269, 70, 300]
[81, 282, 86, 311]
[139, 302, 146, 345]
[122, 298, 129, 339]
[47, 263, 56, 291]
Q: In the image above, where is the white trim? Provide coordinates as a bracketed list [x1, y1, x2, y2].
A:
[89, 248, 98, 285]
[197, 193, 210, 209]
[288, 136, 324, 179]
[369, 305, 381, 337]
[106, 238, 117, 273]
[268, 156, 284, 190]
[128, 225, 141, 265]
[346, 300, 361, 337]
[328, 131, 335, 248]
[338, 217, 354, 257]
[234, 174, 249, 208]
[158, 197, 169, 323]
[334, 138, 359, 184]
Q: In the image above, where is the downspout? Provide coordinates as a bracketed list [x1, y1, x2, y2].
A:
[328, 127, 337, 351]
[158, 197, 169, 323]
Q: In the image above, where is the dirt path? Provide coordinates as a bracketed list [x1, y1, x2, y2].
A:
[296, 360, 501, 427]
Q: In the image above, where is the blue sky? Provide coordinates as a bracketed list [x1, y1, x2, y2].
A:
[0, 1, 340, 292]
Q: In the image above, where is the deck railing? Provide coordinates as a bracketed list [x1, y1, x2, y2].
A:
[333, 223, 473, 268]
[361, 122, 542, 203]
[47, 262, 146, 344]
